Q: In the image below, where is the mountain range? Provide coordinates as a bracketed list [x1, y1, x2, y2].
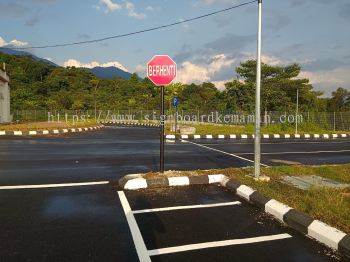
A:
[84, 66, 132, 80]
[0, 47, 58, 67]
[0, 47, 133, 80]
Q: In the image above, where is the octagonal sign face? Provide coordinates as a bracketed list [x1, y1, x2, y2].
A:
[147, 55, 177, 86]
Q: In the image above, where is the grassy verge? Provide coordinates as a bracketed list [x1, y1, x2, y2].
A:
[0, 120, 98, 131]
[144, 164, 350, 234]
[166, 123, 349, 135]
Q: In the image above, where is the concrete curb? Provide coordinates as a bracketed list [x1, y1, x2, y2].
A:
[0, 125, 104, 137]
[117, 174, 350, 259]
[165, 133, 349, 140]
[98, 122, 349, 140]
[100, 121, 160, 127]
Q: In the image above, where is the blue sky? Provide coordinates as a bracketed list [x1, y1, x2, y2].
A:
[0, 0, 349, 96]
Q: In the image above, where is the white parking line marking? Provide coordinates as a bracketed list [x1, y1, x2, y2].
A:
[182, 139, 269, 167]
[148, 233, 292, 256]
[132, 201, 241, 214]
[0, 181, 109, 190]
[118, 191, 151, 262]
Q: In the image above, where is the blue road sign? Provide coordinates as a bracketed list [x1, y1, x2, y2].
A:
[173, 96, 179, 107]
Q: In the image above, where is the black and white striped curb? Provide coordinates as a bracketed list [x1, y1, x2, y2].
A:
[100, 121, 160, 127]
[165, 133, 349, 140]
[118, 174, 350, 259]
[0, 125, 104, 136]
[97, 122, 349, 139]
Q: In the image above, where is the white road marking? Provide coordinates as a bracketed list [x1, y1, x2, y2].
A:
[118, 191, 151, 262]
[0, 181, 109, 190]
[181, 139, 269, 167]
[148, 233, 292, 256]
[237, 149, 350, 155]
[132, 201, 241, 214]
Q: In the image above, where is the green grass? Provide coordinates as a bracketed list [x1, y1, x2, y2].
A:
[0, 119, 98, 131]
[222, 165, 350, 234]
[166, 122, 348, 135]
[145, 164, 350, 234]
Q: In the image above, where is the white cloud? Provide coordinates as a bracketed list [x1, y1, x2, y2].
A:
[297, 67, 350, 96]
[212, 80, 230, 90]
[135, 64, 146, 75]
[238, 52, 349, 95]
[298, 68, 348, 85]
[177, 61, 211, 83]
[208, 54, 234, 74]
[0, 36, 30, 48]
[0, 37, 6, 47]
[8, 39, 29, 48]
[177, 54, 234, 85]
[63, 59, 129, 72]
[95, 0, 145, 19]
[240, 52, 316, 67]
[196, 0, 239, 5]
[125, 2, 145, 19]
[240, 52, 284, 66]
[99, 0, 121, 12]
[261, 54, 284, 66]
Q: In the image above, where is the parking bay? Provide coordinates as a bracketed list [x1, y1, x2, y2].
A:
[121, 185, 342, 262]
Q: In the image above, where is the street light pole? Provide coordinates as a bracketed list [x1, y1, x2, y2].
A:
[254, 0, 262, 178]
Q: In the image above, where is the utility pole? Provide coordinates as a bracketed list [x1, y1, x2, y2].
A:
[254, 0, 262, 178]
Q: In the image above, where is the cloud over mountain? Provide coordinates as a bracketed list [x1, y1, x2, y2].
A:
[63, 59, 129, 72]
[0, 36, 30, 48]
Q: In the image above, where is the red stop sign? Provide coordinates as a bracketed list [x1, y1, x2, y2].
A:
[147, 55, 177, 86]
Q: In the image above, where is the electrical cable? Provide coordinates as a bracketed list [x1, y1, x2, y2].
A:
[12, 0, 257, 50]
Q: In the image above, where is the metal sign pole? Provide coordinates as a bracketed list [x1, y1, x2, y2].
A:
[175, 105, 178, 134]
[160, 85, 165, 173]
[147, 55, 177, 174]
[254, 0, 262, 178]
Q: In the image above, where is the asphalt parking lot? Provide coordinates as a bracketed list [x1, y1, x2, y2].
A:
[121, 185, 342, 262]
[0, 184, 139, 261]
[0, 125, 349, 261]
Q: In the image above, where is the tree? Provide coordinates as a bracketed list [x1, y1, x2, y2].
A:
[328, 87, 350, 111]
[1, 51, 347, 114]
[225, 60, 323, 112]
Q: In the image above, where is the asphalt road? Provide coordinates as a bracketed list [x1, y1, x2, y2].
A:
[0, 126, 349, 185]
[0, 126, 349, 261]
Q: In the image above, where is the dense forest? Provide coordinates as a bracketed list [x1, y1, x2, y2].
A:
[1, 52, 349, 113]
